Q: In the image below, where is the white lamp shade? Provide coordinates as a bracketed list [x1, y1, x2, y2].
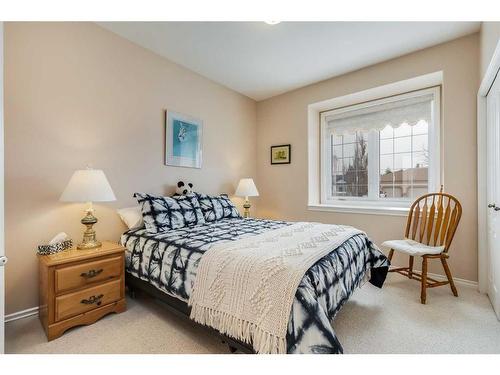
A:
[235, 178, 259, 197]
[60, 169, 116, 202]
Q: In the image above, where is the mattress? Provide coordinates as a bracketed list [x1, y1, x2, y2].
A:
[121, 218, 389, 353]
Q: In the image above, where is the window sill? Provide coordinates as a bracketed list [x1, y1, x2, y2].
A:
[308, 203, 410, 216]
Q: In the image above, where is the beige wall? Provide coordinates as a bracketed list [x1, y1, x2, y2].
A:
[480, 22, 500, 79]
[256, 34, 479, 282]
[4, 22, 257, 314]
[4, 23, 482, 315]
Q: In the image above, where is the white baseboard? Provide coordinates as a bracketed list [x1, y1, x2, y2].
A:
[389, 267, 478, 287]
[5, 306, 39, 323]
[427, 272, 478, 287]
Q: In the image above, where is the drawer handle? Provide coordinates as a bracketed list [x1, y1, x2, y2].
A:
[80, 268, 103, 278]
[80, 294, 104, 306]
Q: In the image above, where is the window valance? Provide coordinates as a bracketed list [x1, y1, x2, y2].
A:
[325, 94, 433, 135]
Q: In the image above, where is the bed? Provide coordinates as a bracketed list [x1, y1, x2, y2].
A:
[121, 217, 389, 354]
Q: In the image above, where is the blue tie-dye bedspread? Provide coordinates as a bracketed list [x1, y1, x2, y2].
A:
[121, 218, 389, 354]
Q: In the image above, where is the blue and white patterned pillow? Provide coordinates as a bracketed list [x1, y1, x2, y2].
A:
[196, 193, 224, 222]
[196, 193, 241, 222]
[218, 194, 241, 219]
[171, 194, 206, 226]
[134, 192, 205, 233]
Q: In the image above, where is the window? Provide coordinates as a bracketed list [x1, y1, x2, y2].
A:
[331, 131, 368, 198]
[320, 86, 440, 209]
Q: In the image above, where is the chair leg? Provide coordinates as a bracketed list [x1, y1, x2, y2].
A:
[388, 249, 394, 262]
[408, 256, 414, 279]
[441, 257, 458, 297]
[420, 256, 427, 304]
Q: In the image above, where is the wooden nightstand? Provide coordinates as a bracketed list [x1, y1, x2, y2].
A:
[38, 241, 127, 341]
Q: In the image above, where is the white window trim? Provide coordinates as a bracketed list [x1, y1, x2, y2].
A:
[307, 203, 411, 216]
[307, 72, 443, 216]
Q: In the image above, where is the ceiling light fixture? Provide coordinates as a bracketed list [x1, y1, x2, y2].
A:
[264, 21, 281, 25]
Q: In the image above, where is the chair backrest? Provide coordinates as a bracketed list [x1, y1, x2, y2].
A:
[404, 191, 462, 252]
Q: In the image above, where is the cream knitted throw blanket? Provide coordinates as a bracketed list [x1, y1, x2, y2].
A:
[188, 222, 363, 354]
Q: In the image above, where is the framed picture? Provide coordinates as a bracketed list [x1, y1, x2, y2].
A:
[270, 144, 291, 165]
[165, 110, 203, 168]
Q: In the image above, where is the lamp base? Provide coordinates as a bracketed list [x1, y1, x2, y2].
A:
[243, 199, 251, 218]
[77, 240, 102, 250]
[77, 208, 102, 250]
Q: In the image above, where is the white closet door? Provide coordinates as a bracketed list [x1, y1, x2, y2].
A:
[486, 71, 500, 320]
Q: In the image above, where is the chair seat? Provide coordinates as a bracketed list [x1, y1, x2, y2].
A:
[381, 239, 444, 256]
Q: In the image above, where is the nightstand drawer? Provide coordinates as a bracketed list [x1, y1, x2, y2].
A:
[55, 279, 122, 322]
[55, 256, 122, 294]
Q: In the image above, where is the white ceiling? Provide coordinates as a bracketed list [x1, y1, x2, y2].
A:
[98, 22, 480, 101]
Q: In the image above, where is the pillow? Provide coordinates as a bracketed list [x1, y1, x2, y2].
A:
[196, 193, 241, 222]
[117, 206, 144, 230]
[218, 194, 242, 219]
[170, 194, 206, 227]
[196, 193, 224, 222]
[134, 192, 205, 233]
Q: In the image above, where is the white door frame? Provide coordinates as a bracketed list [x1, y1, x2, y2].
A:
[478, 39, 500, 293]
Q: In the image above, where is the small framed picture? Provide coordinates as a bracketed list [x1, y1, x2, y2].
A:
[165, 110, 203, 169]
[270, 144, 291, 165]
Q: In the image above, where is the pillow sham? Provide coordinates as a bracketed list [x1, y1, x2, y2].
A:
[117, 206, 144, 230]
[171, 194, 206, 226]
[134, 192, 205, 233]
[196, 193, 224, 222]
[196, 193, 241, 222]
[218, 194, 242, 219]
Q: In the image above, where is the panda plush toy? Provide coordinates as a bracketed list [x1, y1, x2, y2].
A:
[175, 181, 194, 196]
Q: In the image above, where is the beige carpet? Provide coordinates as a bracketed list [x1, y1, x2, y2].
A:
[5, 274, 500, 354]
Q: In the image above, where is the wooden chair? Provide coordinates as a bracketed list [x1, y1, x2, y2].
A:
[382, 190, 462, 304]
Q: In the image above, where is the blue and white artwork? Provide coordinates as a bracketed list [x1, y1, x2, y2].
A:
[165, 111, 203, 168]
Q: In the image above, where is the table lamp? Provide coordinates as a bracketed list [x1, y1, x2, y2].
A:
[235, 178, 259, 218]
[60, 168, 116, 249]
